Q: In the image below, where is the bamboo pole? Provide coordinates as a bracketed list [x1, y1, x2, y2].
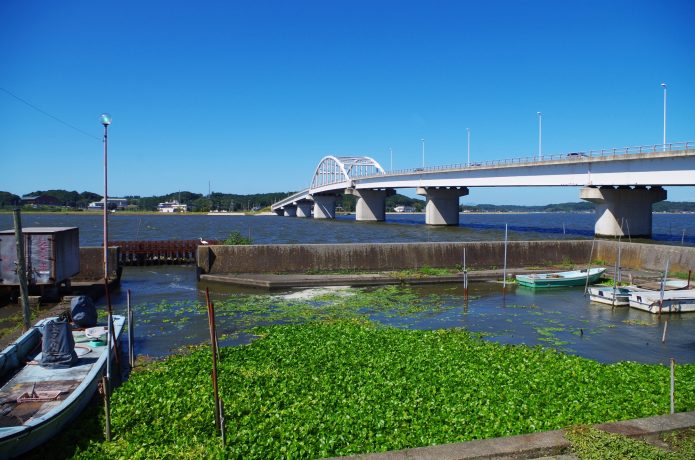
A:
[662, 321, 668, 343]
[127, 289, 134, 368]
[463, 248, 468, 301]
[584, 238, 596, 296]
[12, 209, 31, 331]
[102, 375, 111, 441]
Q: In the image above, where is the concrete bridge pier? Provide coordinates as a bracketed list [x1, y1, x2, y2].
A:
[274, 209, 284, 216]
[417, 187, 469, 226]
[312, 193, 341, 219]
[347, 188, 395, 221]
[580, 186, 667, 238]
[296, 200, 313, 218]
[283, 205, 297, 217]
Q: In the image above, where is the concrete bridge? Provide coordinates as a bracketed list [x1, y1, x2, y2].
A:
[271, 142, 695, 237]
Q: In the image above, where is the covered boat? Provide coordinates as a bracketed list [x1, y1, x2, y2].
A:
[628, 290, 695, 314]
[0, 315, 124, 458]
[516, 267, 606, 288]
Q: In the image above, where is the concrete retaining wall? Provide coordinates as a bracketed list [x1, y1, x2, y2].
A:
[198, 240, 695, 275]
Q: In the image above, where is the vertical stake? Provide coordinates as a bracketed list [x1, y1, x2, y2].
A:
[463, 248, 468, 301]
[127, 289, 134, 368]
[206, 288, 222, 434]
[662, 321, 668, 343]
[502, 224, 508, 291]
[102, 374, 111, 441]
[670, 358, 675, 414]
[12, 209, 31, 331]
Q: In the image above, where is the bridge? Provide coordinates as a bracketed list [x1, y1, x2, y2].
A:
[271, 142, 695, 237]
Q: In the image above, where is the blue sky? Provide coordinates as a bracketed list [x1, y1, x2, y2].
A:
[1, 0, 694, 205]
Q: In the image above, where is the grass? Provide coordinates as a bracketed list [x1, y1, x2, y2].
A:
[37, 321, 695, 459]
[566, 425, 695, 459]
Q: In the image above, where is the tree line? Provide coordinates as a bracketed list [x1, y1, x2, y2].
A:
[2, 189, 695, 213]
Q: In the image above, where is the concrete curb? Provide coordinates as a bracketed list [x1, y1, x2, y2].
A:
[327, 412, 695, 460]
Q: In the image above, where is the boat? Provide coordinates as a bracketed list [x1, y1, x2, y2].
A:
[515, 267, 606, 288]
[0, 315, 125, 458]
[634, 279, 690, 291]
[588, 285, 641, 306]
[628, 289, 695, 314]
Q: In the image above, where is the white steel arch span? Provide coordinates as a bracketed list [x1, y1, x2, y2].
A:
[310, 156, 385, 192]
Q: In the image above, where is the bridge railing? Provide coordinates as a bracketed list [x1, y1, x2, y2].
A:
[369, 141, 694, 178]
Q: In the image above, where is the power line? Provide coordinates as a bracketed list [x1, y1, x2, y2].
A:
[0, 86, 100, 141]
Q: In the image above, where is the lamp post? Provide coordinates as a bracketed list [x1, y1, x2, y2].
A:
[421, 138, 425, 168]
[537, 112, 542, 160]
[467, 128, 470, 166]
[100, 113, 111, 280]
[661, 83, 667, 150]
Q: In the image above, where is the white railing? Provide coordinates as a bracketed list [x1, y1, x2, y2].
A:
[369, 141, 694, 178]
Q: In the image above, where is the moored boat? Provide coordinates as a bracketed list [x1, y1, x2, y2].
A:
[516, 267, 606, 288]
[628, 290, 695, 314]
[0, 315, 125, 458]
[588, 285, 642, 306]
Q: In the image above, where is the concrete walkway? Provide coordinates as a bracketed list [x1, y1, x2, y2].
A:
[327, 411, 695, 459]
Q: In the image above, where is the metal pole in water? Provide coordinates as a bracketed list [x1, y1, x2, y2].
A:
[659, 259, 670, 317]
[127, 289, 134, 368]
[502, 224, 508, 290]
[12, 208, 31, 331]
[463, 248, 468, 300]
[670, 358, 675, 414]
[584, 238, 596, 296]
[662, 321, 668, 343]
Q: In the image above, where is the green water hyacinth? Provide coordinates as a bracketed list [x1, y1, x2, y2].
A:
[71, 321, 695, 459]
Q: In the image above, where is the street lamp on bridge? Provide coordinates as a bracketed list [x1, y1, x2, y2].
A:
[537, 111, 543, 161]
[661, 83, 667, 151]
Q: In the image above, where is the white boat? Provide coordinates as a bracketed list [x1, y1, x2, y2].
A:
[628, 290, 695, 314]
[0, 315, 125, 458]
[588, 286, 643, 306]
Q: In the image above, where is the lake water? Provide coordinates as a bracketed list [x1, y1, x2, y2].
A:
[1, 211, 694, 245]
[1, 212, 694, 364]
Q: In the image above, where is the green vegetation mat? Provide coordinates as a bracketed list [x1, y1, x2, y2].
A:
[63, 321, 694, 459]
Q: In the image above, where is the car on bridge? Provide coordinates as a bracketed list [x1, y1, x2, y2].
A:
[567, 152, 588, 158]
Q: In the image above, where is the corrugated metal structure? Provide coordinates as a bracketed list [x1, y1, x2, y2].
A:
[0, 227, 80, 285]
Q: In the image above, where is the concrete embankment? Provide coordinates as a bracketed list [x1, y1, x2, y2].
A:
[198, 240, 695, 276]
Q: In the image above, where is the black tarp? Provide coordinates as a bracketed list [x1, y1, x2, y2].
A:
[40, 319, 78, 368]
[70, 295, 97, 327]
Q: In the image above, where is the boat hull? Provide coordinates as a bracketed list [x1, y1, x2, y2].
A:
[588, 286, 634, 306]
[0, 315, 125, 458]
[629, 290, 695, 314]
[516, 268, 606, 288]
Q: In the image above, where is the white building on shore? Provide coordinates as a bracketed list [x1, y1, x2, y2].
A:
[157, 200, 188, 213]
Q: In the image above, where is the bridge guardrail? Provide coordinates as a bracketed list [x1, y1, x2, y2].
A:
[369, 141, 693, 178]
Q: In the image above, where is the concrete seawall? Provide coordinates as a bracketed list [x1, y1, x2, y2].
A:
[198, 240, 695, 275]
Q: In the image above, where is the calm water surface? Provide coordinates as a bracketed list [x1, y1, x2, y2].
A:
[2, 212, 694, 364]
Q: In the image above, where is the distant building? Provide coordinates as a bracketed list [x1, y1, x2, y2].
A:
[87, 198, 128, 211]
[21, 194, 61, 206]
[394, 205, 415, 213]
[157, 200, 188, 213]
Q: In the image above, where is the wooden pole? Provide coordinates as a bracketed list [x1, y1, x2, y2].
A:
[12, 209, 31, 332]
[206, 288, 222, 433]
[584, 238, 596, 296]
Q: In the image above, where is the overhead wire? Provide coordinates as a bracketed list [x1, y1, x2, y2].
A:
[0, 86, 101, 141]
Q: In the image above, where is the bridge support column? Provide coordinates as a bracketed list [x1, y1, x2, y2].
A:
[417, 187, 469, 226]
[347, 188, 395, 221]
[274, 209, 284, 216]
[580, 186, 666, 238]
[283, 205, 297, 217]
[312, 194, 340, 219]
[296, 200, 313, 218]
